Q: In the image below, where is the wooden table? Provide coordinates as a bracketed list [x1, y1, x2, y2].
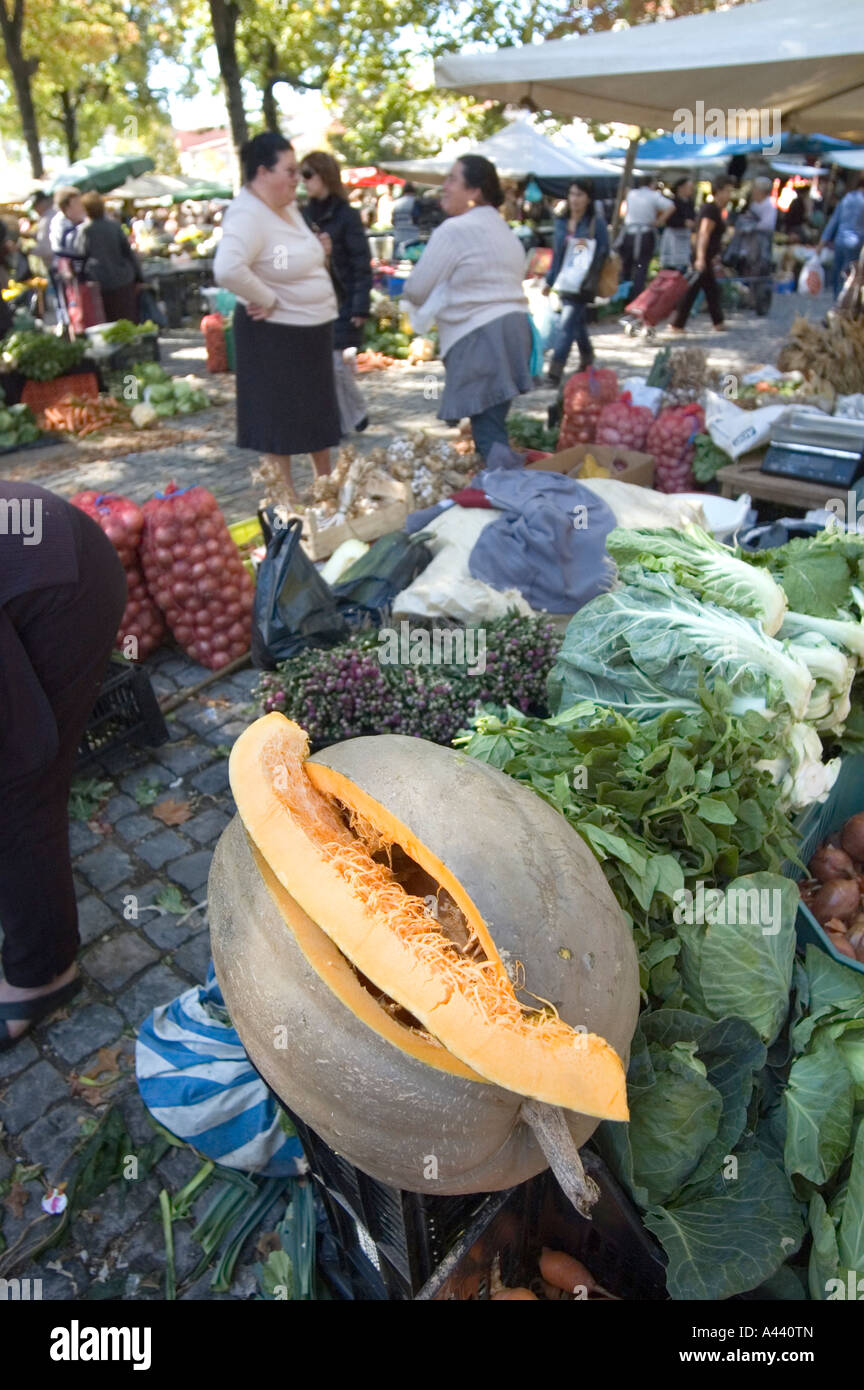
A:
[716, 452, 850, 512]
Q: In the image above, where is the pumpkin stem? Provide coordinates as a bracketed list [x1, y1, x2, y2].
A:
[520, 1100, 600, 1218]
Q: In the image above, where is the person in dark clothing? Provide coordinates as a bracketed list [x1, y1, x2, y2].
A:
[0, 482, 126, 1049]
[659, 175, 695, 270]
[75, 191, 143, 322]
[671, 175, 734, 333]
[543, 180, 609, 383]
[301, 151, 373, 433]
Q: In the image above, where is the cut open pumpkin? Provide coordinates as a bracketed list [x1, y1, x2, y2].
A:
[229, 713, 629, 1122]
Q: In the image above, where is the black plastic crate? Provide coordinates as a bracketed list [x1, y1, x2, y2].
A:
[416, 1153, 668, 1301]
[77, 657, 169, 767]
[286, 1109, 493, 1300]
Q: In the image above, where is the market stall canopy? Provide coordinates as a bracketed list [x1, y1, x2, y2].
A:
[47, 153, 155, 194]
[343, 167, 404, 186]
[830, 149, 864, 171]
[110, 173, 197, 203]
[598, 131, 855, 170]
[769, 161, 830, 178]
[382, 119, 614, 185]
[435, 0, 864, 141]
[170, 181, 233, 202]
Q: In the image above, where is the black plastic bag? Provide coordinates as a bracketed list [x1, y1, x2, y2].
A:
[252, 512, 349, 669]
[332, 530, 432, 626]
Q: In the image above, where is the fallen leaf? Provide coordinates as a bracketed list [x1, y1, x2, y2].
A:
[4, 1181, 30, 1219]
[89, 1043, 129, 1078]
[152, 798, 192, 826]
[256, 1230, 282, 1257]
[87, 818, 113, 837]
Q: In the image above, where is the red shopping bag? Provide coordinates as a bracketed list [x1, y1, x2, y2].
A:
[626, 269, 692, 327]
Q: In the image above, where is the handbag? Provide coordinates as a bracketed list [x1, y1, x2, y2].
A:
[596, 250, 621, 299]
[553, 232, 596, 295]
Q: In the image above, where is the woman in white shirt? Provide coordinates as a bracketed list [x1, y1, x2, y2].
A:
[214, 132, 340, 503]
[403, 156, 532, 461]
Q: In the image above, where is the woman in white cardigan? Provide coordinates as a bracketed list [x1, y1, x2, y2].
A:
[214, 132, 340, 502]
[403, 155, 532, 460]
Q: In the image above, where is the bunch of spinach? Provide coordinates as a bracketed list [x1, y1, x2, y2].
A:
[457, 686, 800, 1002]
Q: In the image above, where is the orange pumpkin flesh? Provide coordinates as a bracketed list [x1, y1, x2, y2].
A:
[229, 714, 629, 1122]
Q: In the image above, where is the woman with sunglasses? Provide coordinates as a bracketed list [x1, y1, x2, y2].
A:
[214, 132, 339, 504]
[300, 151, 372, 435]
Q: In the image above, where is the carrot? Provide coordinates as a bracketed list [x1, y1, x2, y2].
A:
[491, 1288, 538, 1300]
[539, 1248, 619, 1299]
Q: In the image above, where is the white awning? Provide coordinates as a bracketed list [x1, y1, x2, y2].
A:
[381, 118, 617, 184]
[435, 0, 864, 140]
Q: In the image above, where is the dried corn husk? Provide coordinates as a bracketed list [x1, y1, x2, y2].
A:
[777, 313, 864, 396]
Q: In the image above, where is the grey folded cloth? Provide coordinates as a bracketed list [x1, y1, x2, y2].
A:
[468, 467, 617, 614]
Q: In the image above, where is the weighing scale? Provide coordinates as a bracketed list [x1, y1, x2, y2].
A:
[760, 411, 864, 488]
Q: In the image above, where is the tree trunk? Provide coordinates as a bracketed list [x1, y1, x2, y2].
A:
[611, 133, 641, 239]
[262, 80, 279, 133]
[208, 0, 247, 190]
[0, 0, 43, 178]
[262, 39, 284, 133]
[59, 90, 78, 164]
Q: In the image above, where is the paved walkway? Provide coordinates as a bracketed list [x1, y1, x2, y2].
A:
[0, 654, 282, 1301]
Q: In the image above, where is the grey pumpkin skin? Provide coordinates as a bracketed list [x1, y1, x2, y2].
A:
[209, 736, 639, 1195]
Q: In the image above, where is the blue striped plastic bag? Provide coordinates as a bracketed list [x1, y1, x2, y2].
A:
[135, 964, 307, 1177]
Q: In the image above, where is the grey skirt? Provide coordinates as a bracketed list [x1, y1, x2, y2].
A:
[439, 311, 534, 421]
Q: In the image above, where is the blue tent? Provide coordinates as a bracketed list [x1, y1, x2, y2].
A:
[599, 132, 854, 168]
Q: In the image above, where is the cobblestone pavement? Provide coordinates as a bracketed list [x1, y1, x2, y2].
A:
[4, 289, 833, 527]
[0, 655, 280, 1301]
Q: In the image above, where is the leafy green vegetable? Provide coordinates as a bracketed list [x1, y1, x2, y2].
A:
[783, 1046, 855, 1189]
[692, 432, 733, 483]
[506, 412, 560, 452]
[606, 525, 787, 635]
[548, 571, 814, 722]
[644, 1151, 805, 1301]
[677, 873, 798, 1044]
[0, 329, 85, 380]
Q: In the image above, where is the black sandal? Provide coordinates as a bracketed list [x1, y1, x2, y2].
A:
[0, 977, 83, 1052]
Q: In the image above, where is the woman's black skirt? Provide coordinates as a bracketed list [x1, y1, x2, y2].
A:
[234, 303, 341, 455]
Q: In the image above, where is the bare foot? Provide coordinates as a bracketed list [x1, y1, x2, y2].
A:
[0, 962, 79, 1040]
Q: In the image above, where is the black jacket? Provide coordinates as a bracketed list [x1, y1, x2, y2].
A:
[303, 196, 372, 349]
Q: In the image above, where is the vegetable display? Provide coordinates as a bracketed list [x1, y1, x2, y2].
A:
[646, 402, 705, 493]
[98, 318, 159, 345]
[507, 412, 560, 453]
[254, 615, 560, 747]
[557, 367, 618, 448]
[1, 329, 85, 380]
[595, 396, 652, 452]
[209, 718, 639, 1201]
[691, 432, 732, 483]
[459, 701, 864, 1300]
[799, 814, 864, 962]
[140, 482, 254, 669]
[70, 491, 165, 659]
[0, 398, 40, 450]
[43, 394, 129, 437]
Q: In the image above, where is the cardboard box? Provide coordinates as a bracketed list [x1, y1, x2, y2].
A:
[272, 478, 414, 562]
[527, 444, 655, 488]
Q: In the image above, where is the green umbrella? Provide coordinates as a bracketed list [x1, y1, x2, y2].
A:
[48, 153, 156, 195]
[170, 181, 234, 202]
